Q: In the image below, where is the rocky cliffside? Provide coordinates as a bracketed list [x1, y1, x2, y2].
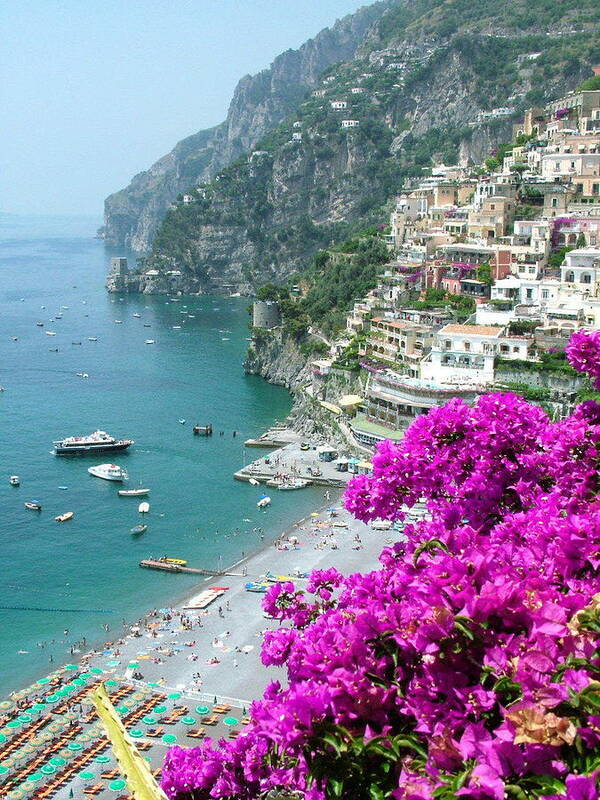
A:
[140, 0, 600, 292]
[244, 331, 311, 390]
[101, 1, 392, 252]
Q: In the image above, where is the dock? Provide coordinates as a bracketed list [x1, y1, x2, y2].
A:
[139, 559, 241, 576]
[244, 426, 300, 449]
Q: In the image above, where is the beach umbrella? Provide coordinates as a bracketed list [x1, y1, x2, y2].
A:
[141, 716, 157, 725]
[104, 679, 117, 686]
[37, 678, 50, 685]
[17, 714, 32, 723]
[195, 705, 209, 715]
[109, 779, 127, 791]
[181, 716, 196, 726]
[45, 694, 59, 703]
[41, 764, 56, 775]
[50, 757, 66, 766]
[67, 742, 83, 751]
[115, 706, 129, 715]
[79, 770, 95, 779]
[0, 765, 10, 775]
[6, 721, 20, 729]
[167, 692, 181, 700]
[64, 665, 78, 671]
[28, 772, 44, 782]
[161, 734, 177, 745]
[223, 717, 239, 726]
[95, 755, 110, 764]
[90, 668, 103, 675]
[129, 729, 144, 738]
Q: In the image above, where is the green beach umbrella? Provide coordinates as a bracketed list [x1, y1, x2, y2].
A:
[45, 694, 59, 703]
[161, 734, 177, 744]
[141, 716, 157, 725]
[116, 705, 129, 715]
[147, 682, 159, 687]
[0, 765, 10, 775]
[90, 668, 103, 675]
[107, 660, 120, 667]
[37, 678, 50, 685]
[129, 729, 144, 738]
[41, 764, 56, 775]
[153, 705, 167, 714]
[6, 721, 20, 728]
[28, 772, 44, 782]
[31, 703, 46, 712]
[105, 679, 117, 686]
[181, 716, 196, 725]
[109, 779, 127, 791]
[195, 705, 209, 715]
[223, 717, 239, 726]
[167, 692, 181, 700]
[95, 755, 110, 764]
[0, 734, 5, 743]
[50, 757, 66, 766]
[67, 742, 83, 751]
[17, 714, 32, 723]
[79, 771, 95, 779]
[72, 679, 86, 687]
[79, 672, 92, 679]
[65, 664, 78, 671]
[127, 663, 138, 669]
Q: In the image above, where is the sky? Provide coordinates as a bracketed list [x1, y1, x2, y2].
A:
[1, 0, 371, 217]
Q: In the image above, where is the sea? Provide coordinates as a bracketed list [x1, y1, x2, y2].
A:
[0, 213, 326, 695]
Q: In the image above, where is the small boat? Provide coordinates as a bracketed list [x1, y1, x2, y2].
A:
[118, 488, 150, 497]
[133, 313, 141, 318]
[245, 582, 269, 593]
[88, 463, 128, 481]
[193, 424, 212, 436]
[36, 322, 44, 327]
[178, 419, 186, 425]
[138, 501, 150, 514]
[9, 476, 20, 486]
[25, 501, 42, 511]
[58, 486, 68, 490]
[11, 337, 18, 341]
[143, 324, 151, 328]
[49, 348, 59, 352]
[55, 511, 74, 522]
[131, 524, 147, 535]
[163, 557, 187, 565]
[172, 325, 181, 329]
[257, 496, 271, 508]
[145, 339, 155, 344]
[71, 341, 82, 345]
[45, 331, 56, 336]
[278, 479, 310, 490]
[248, 478, 260, 486]
[87, 337, 98, 342]
[114, 320, 123, 324]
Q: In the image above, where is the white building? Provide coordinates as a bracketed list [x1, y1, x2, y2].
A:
[351, 87, 365, 94]
[292, 132, 303, 141]
[341, 119, 359, 128]
[330, 100, 348, 111]
[561, 248, 600, 293]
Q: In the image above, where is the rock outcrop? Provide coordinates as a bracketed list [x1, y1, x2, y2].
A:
[101, 1, 392, 252]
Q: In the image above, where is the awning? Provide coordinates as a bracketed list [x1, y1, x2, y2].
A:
[320, 401, 342, 415]
[339, 394, 363, 408]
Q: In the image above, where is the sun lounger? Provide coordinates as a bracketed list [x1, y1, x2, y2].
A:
[83, 784, 104, 796]
[201, 714, 219, 725]
[228, 729, 240, 739]
[186, 727, 206, 738]
[145, 727, 164, 737]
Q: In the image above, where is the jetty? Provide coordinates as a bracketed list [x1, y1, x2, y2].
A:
[139, 559, 241, 576]
[244, 425, 299, 449]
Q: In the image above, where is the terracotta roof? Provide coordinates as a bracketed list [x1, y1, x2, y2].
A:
[440, 324, 504, 337]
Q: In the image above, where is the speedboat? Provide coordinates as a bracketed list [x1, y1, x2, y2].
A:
[87, 337, 98, 341]
[88, 464, 128, 481]
[54, 430, 134, 455]
[133, 313, 141, 318]
[55, 511, 74, 522]
[257, 496, 271, 508]
[25, 501, 42, 511]
[131, 524, 147, 535]
[114, 320, 123, 324]
[278, 479, 310, 490]
[9, 476, 20, 486]
[145, 339, 155, 344]
[45, 331, 56, 336]
[36, 322, 44, 327]
[143, 324, 151, 328]
[118, 488, 150, 497]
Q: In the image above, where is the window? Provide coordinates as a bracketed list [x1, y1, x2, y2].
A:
[552, 198, 558, 208]
[565, 271, 575, 282]
[529, 266, 536, 274]
[513, 346, 520, 353]
[555, 162, 560, 171]
[444, 340, 451, 350]
[526, 289, 533, 299]
[581, 273, 592, 284]
[464, 342, 471, 352]
[500, 344, 509, 353]
[542, 289, 549, 299]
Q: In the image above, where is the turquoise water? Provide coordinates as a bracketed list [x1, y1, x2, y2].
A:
[0, 214, 324, 694]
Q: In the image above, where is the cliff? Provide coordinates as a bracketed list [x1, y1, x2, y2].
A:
[140, 0, 600, 292]
[101, 1, 392, 252]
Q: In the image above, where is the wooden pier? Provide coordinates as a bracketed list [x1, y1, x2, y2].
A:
[139, 559, 241, 576]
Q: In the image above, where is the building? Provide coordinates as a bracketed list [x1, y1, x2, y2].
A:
[330, 100, 347, 111]
[561, 248, 600, 294]
[341, 119, 360, 128]
[252, 301, 281, 329]
[364, 317, 432, 375]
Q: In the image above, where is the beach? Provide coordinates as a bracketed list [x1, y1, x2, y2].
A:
[0, 495, 406, 800]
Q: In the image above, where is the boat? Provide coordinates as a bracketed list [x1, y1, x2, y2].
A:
[131, 524, 147, 535]
[248, 478, 260, 486]
[178, 419, 186, 425]
[162, 557, 187, 565]
[257, 496, 271, 508]
[49, 348, 59, 352]
[9, 476, 20, 486]
[11, 337, 18, 341]
[87, 337, 98, 342]
[143, 324, 151, 328]
[138, 501, 150, 514]
[24, 501, 42, 511]
[145, 339, 155, 344]
[244, 582, 269, 593]
[88, 463, 128, 481]
[133, 313, 141, 318]
[58, 486, 68, 490]
[53, 430, 134, 455]
[114, 320, 123, 324]
[45, 331, 56, 336]
[71, 341, 82, 345]
[55, 511, 74, 522]
[172, 325, 181, 329]
[36, 322, 44, 327]
[278, 478, 310, 490]
[193, 424, 212, 436]
[118, 488, 150, 497]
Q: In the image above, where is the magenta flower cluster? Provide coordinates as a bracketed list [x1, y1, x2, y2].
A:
[566, 329, 600, 390]
[161, 349, 600, 799]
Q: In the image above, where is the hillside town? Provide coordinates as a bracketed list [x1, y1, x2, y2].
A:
[253, 74, 600, 449]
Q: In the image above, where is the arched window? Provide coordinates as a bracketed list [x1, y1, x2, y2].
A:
[581, 273, 592, 284]
[557, 233, 566, 245]
[568, 233, 577, 245]
[565, 270, 575, 282]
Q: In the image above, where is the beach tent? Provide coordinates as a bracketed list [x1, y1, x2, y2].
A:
[317, 445, 338, 462]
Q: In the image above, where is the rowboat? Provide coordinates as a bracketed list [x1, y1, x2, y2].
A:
[257, 496, 271, 508]
[118, 488, 150, 497]
[55, 512, 74, 522]
[25, 501, 42, 511]
[131, 524, 147, 535]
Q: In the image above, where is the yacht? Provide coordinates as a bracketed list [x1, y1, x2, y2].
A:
[88, 463, 128, 481]
[53, 430, 134, 455]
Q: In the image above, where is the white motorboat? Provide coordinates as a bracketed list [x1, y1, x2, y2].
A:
[45, 331, 56, 336]
[88, 463, 128, 482]
[9, 475, 20, 486]
[118, 488, 150, 497]
[138, 501, 150, 514]
[257, 496, 271, 508]
[145, 339, 155, 344]
[87, 337, 98, 341]
[278, 479, 310, 490]
[133, 313, 141, 318]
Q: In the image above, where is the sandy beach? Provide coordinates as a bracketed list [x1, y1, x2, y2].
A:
[0, 494, 408, 800]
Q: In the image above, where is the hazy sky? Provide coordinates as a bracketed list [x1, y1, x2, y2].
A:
[1, 0, 370, 217]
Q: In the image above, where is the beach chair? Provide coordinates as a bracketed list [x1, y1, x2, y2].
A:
[83, 784, 104, 796]
[145, 727, 164, 738]
[201, 715, 219, 725]
[228, 729, 240, 739]
[241, 717, 251, 725]
[186, 727, 206, 739]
